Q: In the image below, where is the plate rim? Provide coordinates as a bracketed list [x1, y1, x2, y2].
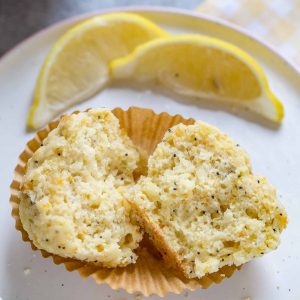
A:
[1, 5, 300, 77]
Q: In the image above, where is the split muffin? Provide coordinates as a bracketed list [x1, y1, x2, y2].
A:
[131, 122, 287, 278]
[19, 109, 143, 267]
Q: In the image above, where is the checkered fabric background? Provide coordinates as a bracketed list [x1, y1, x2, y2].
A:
[197, 0, 300, 66]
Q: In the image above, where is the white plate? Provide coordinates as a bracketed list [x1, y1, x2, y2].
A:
[1, 7, 299, 300]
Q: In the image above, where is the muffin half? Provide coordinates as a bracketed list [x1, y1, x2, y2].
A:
[19, 109, 143, 267]
[131, 121, 287, 278]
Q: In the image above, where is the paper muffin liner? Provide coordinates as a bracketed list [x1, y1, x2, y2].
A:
[10, 106, 238, 297]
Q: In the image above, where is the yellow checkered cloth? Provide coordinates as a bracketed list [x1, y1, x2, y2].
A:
[197, 0, 300, 65]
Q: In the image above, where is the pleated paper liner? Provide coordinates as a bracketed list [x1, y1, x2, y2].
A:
[10, 106, 238, 297]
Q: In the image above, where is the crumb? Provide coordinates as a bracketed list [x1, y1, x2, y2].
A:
[184, 290, 189, 298]
[244, 297, 251, 300]
[135, 293, 142, 300]
[23, 268, 31, 276]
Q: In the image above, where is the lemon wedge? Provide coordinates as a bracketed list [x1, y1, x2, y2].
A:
[28, 13, 168, 129]
[111, 35, 284, 123]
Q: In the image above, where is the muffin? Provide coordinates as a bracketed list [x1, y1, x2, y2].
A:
[19, 109, 143, 267]
[131, 121, 287, 279]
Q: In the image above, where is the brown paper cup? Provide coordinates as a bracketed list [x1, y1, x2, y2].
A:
[10, 106, 238, 297]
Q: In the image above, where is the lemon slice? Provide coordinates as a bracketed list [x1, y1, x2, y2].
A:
[111, 35, 284, 123]
[28, 13, 168, 129]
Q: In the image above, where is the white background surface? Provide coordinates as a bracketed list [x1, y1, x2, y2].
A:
[0, 8, 300, 300]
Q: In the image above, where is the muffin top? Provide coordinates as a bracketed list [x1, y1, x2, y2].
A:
[133, 121, 287, 278]
[19, 109, 143, 267]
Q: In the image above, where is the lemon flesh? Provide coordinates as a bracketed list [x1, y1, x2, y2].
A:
[28, 13, 168, 129]
[111, 35, 283, 123]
